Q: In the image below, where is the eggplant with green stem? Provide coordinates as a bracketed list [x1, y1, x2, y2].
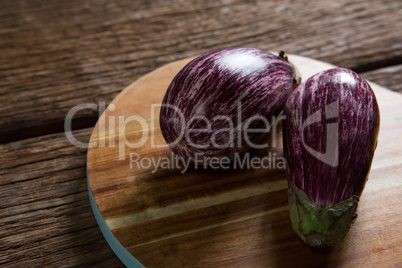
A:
[283, 68, 380, 247]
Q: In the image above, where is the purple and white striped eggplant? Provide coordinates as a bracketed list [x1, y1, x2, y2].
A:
[283, 68, 380, 247]
[160, 48, 300, 162]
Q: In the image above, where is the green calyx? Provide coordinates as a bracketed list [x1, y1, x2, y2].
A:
[279, 51, 302, 86]
[288, 183, 359, 248]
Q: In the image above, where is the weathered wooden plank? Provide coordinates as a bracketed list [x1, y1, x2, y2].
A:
[0, 0, 401, 142]
[361, 64, 402, 93]
[0, 128, 122, 267]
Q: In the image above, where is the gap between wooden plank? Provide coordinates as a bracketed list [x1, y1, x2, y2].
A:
[1, 60, 401, 145]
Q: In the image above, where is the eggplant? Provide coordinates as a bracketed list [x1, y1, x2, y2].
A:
[160, 48, 300, 162]
[283, 68, 380, 247]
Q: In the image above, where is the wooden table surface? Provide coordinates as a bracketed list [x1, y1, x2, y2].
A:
[1, 0, 401, 267]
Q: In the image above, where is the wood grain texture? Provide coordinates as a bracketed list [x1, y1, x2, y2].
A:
[0, 129, 122, 267]
[361, 65, 402, 93]
[0, 0, 401, 142]
[87, 55, 402, 267]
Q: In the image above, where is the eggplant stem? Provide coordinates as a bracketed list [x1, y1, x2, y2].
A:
[279, 51, 302, 85]
[177, 139, 186, 148]
[288, 183, 359, 248]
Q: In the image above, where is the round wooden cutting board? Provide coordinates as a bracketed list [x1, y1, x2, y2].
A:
[87, 54, 402, 267]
